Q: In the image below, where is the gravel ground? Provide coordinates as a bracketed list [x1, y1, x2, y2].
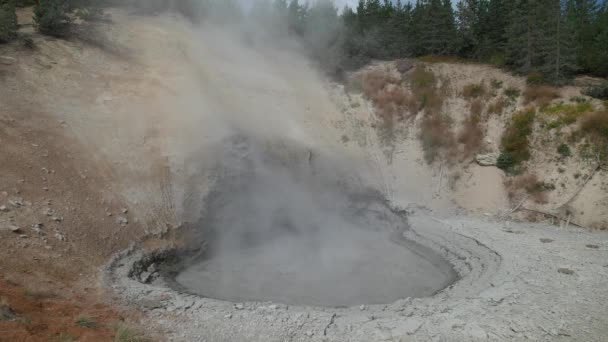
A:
[104, 212, 608, 341]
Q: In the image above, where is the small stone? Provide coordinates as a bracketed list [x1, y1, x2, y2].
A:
[54, 233, 66, 241]
[121, 208, 129, 214]
[305, 330, 314, 337]
[43, 208, 54, 216]
[0, 206, 8, 212]
[51, 217, 63, 223]
[8, 199, 23, 207]
[540, 238, 554, 243]
[19, 234, 28, 239]
[585, 244, 599, 249]
[359, 305, 366, 311]
[117, 216, 128, 226]
[234, 304, 244, 310]
[8, 225, 21, 233]
[558, 268, 574, 275]
[140, 271, 151, 283]
[224, 313, 232, 319]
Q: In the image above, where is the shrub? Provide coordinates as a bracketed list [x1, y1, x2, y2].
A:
[488, 97, 509, 115]
[497, 152, 514, 170]
[34, 0, 72, 37]
[526, 72, 544, 85]
[580, 111, 608, 140]
[509, 173, 553, 204]
[458, 112, 484, 158]
[462, 82, 486, 99]
[410, 66, 443, 112]
[504, 87, 521, 101]
[112, 322, 150, 342]
[491, 79, 503, 90]
[0, 0, 18, 43]
[75, 315, 97, 328]
[523, 85, 560, 105]
[582, 82, 608, 100]
[557, 143, 571, 157]
[75, 6, 105, 22]
[541, 102, 593, 129]
[501, 108, 536, 167]
[420, 112, 454, 164]
[362, 69, 416, 125]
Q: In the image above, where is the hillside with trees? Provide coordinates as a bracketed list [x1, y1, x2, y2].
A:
[1, 0, 607, 85]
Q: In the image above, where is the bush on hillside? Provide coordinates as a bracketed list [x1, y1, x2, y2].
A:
[0, 0, 18, 43]
[583, 82, 608, 100]
[500, 108, 536, 168]
[34, 0, 72, 37]
[523, 85, 560, 105]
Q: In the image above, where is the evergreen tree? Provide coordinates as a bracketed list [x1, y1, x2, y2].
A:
[0, 0, 18, 43]
[34, 0, 72, 37]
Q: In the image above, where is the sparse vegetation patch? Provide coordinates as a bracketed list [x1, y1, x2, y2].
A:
[0, 0, 17, 43]
[500, 108, 536, 169]
[541, 102, 593, 129]
[523, 85, 560, 105]
[462, 82, 487, 99]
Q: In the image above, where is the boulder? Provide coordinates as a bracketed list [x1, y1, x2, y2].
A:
[476, 152, 500, 166]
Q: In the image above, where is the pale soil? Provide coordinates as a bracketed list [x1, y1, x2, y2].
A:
[0, 7, 607, 342]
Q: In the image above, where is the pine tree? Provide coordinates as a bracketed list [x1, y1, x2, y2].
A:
[0, 0, 18, 43]
[34, 0, 72, 37]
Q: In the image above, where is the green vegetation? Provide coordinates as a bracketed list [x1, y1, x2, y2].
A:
[579, 111, 608, 161]
[491, 79, 503, 90]
[0, 0, 18, 43]
[541, 101, 593, 129]
[112, 323, 150, 342]
[583, 82, 608, 100]
[75, 315, 97, 329]
[504, 87, 521, 101]
[462, 82, 486, 99]
[557, 143, 571, 157]
[34, 0, 72, 37]
[488, 97, 509, 115]
[58, 332, 77, 342]
[410, 66, 442, 112]
[500, 108, 536, 169]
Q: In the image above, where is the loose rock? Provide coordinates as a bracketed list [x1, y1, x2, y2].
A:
[476, 152, 500, 166]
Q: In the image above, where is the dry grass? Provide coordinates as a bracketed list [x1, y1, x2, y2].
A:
[580, 111, 608, 139]
[457, 98, 485, 159]
[360, 69, 418, 127]
[579, 111, 608, 161]
[507, 173, 551, 204]
[462, 82, 487, 99]
[487, 97, 509, 115]
[470, 98, 483, 117]
[420, 112, 455, 163]
[523, 85, 560, 105]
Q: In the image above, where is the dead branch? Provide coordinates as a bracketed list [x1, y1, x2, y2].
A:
[555, 159, 601, 210]
[518, 207, 587, 229]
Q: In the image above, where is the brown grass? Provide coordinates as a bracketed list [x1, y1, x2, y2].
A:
[462, 82, 487, 99]
[523, 85, 560, 105]
[361, 69, 418, 126]
[420, 112, 455, 163]
[507, 173, 550, 204]
[487, 97, 509, 115]
[579, 111, 608, 161]
[470, 98, 483, 117]
[458, 99, 485, 158]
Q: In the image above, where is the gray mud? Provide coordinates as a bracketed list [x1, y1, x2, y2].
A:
[171, 136, 456, 307]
